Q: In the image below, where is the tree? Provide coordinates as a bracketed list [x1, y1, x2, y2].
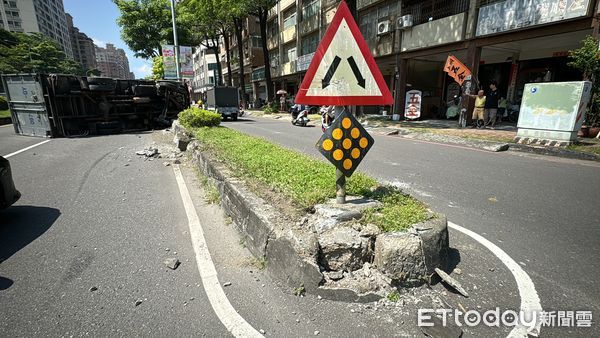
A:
[114, 0, 198, 59]
[228, 0, 252, 107]
[151, 55, 164, 79]
[0, 29, 81, 75]
[248, 0, 277, 102]
[569, 35, 600, 127]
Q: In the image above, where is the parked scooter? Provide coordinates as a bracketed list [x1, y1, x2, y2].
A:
[292, 105, 310, 127]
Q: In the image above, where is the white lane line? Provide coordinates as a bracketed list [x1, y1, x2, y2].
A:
[172, 165, 263, 338]
[448, 221, 543, 337]
[4, 140, 51, 158]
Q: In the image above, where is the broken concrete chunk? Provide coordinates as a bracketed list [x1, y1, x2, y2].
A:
[135, 147, 159, 158]
[319, 227, 372, 272]
[359, 223, 381, 237]
[483, 143, 510, 152]
[164, 258, 180, 270]
[327, 271, 344, 281]
[435, 268, 469, 298]
[223, 281, 232, 287]
[134, 299, 143, 307]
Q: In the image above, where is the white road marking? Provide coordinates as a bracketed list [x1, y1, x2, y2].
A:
[3, 140, 51, 158]
[448, 221, 543, 337]
[0, 124, 13, 128]
[172, 165, 263, 338]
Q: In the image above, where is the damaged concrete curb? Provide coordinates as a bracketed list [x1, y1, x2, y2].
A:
[182, 126, 450, 302]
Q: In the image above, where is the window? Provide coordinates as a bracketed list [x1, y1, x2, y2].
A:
[302, 0, 320, 20]
[269, 51, 279, 68]
[301, 33, 318, 55]
[283, 11, 296, 30]
[267, 18, 279, 39]
[283, 46, 296, 63]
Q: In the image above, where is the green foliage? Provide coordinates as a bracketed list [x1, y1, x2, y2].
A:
[0, 29, 82, 74]
[187, 127, 429, 231]
[262, 101, 279, 114]
[151, 56, 164, 80]
[179, 107, 222, 128]
[86, 68, 101, 77]
[364, 189, 429, 232]
[293, 284, 305, 296]
[0, 110, 10, 118]
[113, 0, 198, 59]
[569, 36, 600, 127]
[387, 291, 400, 302]
[0, 96, 8, 110]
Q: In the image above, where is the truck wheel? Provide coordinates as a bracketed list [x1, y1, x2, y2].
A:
[232, 114, 238, 121]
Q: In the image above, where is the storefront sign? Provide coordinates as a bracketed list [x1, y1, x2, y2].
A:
[404, 90, 422, 120]
[162, 45, 177, 79]
[507, 63, 519, 101]
[476, 0, 591, 36]
[444, 55, 471, 86]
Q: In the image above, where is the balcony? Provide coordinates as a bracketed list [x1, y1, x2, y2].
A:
[281, 26, 296, 44]
[300, 15, 319, 36]
[268, 5, 278, 19]
[357, 0, 385, 10]
[267, 35, 279, 50]
[280, 60, 297, 76]
[400, 12, 466, 52]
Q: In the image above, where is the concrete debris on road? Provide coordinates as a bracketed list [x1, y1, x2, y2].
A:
[134, 299, 143, 307]
[314, 330, 320, 335]
[164, 257, 180, 270]
[135, 147, 159, 158]
[163, 162, 171, 167]
[89, 286, 98, 292]
[435, 268, 469, 298]
[483, 143, 510, 152]
[223, 282, 232, 287]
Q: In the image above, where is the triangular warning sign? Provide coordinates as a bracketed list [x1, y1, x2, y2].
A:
[295, 0, 393, 106]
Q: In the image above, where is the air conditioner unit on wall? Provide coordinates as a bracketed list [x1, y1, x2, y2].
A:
[377, 20, 391, 36]
[397, 14, 413, 29]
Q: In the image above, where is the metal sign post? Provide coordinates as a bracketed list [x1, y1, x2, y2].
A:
[295, 0, 390, 205]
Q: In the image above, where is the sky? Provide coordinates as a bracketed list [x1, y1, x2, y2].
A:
[63, 0, 152, 79]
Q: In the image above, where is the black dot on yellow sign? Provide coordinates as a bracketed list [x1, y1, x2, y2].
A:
[316, 109, 374, 177]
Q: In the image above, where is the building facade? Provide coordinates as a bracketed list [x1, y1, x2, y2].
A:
[260, 0, 597, 117]
[95, 43, 134, 79]
[66, 13, 96, 73]
[218, 16, 265, 105]
[0, 0, 73, 58]
[191, 44, 218, 102]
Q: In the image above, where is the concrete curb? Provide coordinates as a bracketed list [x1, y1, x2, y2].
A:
[184, 126, 450, 302]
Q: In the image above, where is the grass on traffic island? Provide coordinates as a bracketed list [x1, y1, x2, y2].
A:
[0, 110, 10, 118]
[189, 126, 429, 232]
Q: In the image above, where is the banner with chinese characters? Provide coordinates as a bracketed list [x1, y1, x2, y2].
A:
[444, 55, 472, 86]
[404, 90, 422, 120]
[162, 45, 177, 79]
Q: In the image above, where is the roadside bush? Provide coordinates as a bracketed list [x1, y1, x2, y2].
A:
[178, 107, 221, 128]
[0, 96, 8, 110]
[263, 101, 279, 114]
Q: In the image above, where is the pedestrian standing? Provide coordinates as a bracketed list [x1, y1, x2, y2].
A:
[280, 94, 287, 112]
[467, 90, 486, 128]
[485, 81, 503, 129]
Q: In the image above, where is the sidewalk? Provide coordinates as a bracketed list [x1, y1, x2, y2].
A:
[361, 116, 600, 161]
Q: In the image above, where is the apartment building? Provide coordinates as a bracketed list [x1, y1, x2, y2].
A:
[66, 13, 96, 73]
[261, 0, 597, 117]
[95, 43, 134, 79]
[191, 44, 218, 102]
[218, 16, 265, 104]
[0, 0, 73, 58]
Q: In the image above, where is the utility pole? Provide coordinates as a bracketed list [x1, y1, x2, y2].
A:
[170, 0, 181, 81]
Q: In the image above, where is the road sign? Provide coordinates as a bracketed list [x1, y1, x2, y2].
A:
[295, 0, 393, 106]
[316, 109, 374, 177]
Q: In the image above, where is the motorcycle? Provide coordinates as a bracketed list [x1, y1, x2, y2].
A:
[292, 106, 310, 127]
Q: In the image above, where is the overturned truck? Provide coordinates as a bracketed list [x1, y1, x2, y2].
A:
[1, 74, 189, 137]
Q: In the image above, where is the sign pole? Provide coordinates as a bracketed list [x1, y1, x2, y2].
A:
[336, 168, 346, 204]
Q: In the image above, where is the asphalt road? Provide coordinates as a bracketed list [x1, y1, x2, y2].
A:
[227, 115, 600, 336]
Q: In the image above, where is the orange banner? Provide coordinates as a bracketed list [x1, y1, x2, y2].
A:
[444, 55, 472, 85]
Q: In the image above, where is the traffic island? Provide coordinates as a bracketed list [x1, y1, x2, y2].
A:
[177, 122, 450, 302]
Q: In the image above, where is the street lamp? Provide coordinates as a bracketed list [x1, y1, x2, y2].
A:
[170, 0, 181, 81]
